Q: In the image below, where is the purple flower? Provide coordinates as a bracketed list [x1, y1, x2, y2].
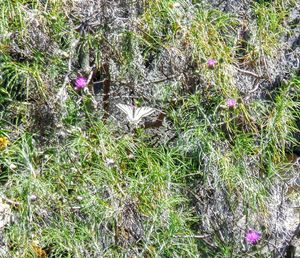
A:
[226, 98, 237, 108]
[245, 229, 261, 245]
[74, 76, 88, 90]
[207, 58, 217, 69]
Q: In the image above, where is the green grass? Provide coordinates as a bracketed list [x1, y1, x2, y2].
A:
[1, 123, 199, 257]
[251, 0, 297, 57]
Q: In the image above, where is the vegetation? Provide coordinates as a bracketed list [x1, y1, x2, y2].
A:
[0, 0, 299, 257]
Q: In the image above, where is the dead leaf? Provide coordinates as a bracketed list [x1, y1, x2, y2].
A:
[31, 244, 47, 258]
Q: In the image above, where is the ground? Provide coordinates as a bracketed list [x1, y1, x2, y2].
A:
[0, 0, 299, 257]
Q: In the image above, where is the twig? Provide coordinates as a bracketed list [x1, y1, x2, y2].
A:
[248, 79, 261, 93]
[102, 62, 111, 121]
[234, 66, 262, 78]
[174, 234, 210, 239]
[1, 196, 20, 207]
[147, 74, 179, 84]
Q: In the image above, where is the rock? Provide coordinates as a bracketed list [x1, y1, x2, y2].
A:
[0, 198, 12, 229]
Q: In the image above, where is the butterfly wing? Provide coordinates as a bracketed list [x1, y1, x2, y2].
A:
[116, 104, 134, 121]
[116, 103, 156, 124]
[117, 103, 134, 120]
[132, 106, 156, 124]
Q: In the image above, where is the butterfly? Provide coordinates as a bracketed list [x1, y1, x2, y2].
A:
[116, 103, 156, 125]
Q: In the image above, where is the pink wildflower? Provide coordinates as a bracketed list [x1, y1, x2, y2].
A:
[245, 229, 261, 245]
[207, 58, 217, 69]
[74, 76, 88, 90]
[226, 98, 237, 108]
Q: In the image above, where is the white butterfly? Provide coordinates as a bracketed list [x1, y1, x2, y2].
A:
[116, 103, 156, 125]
